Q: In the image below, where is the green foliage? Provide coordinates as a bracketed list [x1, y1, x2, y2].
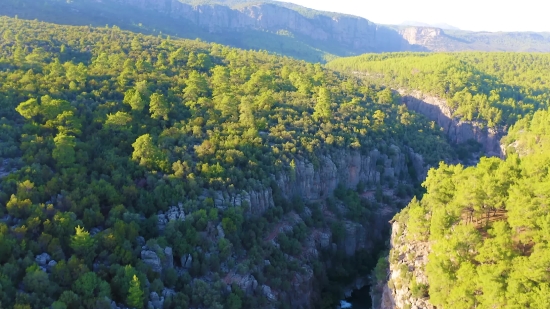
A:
[127, 275, 144, 308]
[0, 16, 457, 309]
[70, 226, 97, 262]
[327, 52, 550, 127]
[313, 87, 332, 121]
[410, 279, 429, 298]
[373, 256, 389, 282]
[397, 108, 550, 309]
[53, 133, 76, 168]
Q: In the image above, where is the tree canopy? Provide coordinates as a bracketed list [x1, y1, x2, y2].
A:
[0, 16, 452, 309]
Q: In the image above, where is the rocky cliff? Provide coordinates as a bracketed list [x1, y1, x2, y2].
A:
[276, 147, 408, 201]
[398, 89, 504, 158]
[157, 147, 423, 220]
[373, 221, 434, 309]
[152, 146, 425, 308]
[5, 0, 550, 63]
[399, 27, 443, 48]
[108, 0, 417, 54]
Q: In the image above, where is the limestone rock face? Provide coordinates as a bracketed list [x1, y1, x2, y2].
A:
[261, 284, 276, 301]
[0, 159, 16, 178]
[276, 149, 408, 202]
[374, 222, 434, 309]
[224, 273, 259, 296]
[398, 89, 505, 157]
[141, 249, 162, 273]
[163, 247, 174, 269]
[399, 27, 443, 47]
[204, 188, 276, 214]
[157, 203, 186, 230]
[140, 244, 174, 273]
[35, 253, 51, 266]
[148, 292, 164, 309]
[180, 254, 193, 269]
[157, 146, 418, 220]
[110, 0, 417, 54]
[267, 199, 401, 308]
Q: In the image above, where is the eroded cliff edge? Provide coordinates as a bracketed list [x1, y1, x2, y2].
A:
[398, 89, 505, 158]
[373, 220, 434, 309]
[107, 0, 421, 54]
[150, 147, 426, 308]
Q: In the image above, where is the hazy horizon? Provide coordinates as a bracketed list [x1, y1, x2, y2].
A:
[276, 0, 550, 33]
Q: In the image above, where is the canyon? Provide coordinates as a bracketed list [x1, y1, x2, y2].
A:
[398, 89, 505, 158]
[153, 147, 426, 308]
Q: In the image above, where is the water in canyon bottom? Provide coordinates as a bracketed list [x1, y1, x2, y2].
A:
[342, 285, 372, 308]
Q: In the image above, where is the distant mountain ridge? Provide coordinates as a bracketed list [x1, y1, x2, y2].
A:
[400, 21, 461, 30]
[2, 0, 550, 61]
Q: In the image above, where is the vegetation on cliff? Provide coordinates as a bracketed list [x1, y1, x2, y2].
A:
[0, 17, 454, 308]
[0, 0, 383, 63]
[327, 52, 550, 128]
[394, 108, 550, 308]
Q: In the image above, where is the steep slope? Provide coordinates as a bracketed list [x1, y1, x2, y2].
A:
[0, 17, 455, 309]
[375, 108, 550, 309]
[4, 0, 550, 64]
[391, 26, 550, 52]
[0, 0, 421, 63]
[327, 52, 550, 157]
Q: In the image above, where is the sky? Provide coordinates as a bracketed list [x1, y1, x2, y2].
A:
[275, 0, 550, 32]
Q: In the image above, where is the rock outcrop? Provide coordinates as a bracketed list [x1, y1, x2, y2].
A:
[399, 27, 444, 48]
[140, 244, 174, 273]
[107, 0, 419, 54]
[0, 159, 16, 178]
[209, 188, 275, 215]
[398, 89, 505, 157]
[153, 146, 425, 308]
[276, 148, 409, 201]
[266, 200, 401, 307]
[156, 147, 423, 221]
[141, 249, 163, 273]
[373, 221, 434, 309]
[180, 254, 193, 269]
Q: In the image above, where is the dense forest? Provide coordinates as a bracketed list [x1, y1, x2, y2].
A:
[0, 17, 456, 309]
[327, 52, 550, 128]
[0, 0, 372, 63]
[393, 107, 550, 308]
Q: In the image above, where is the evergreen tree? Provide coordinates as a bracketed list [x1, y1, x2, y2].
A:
[149, 93, 169, 120]
[70, 226, 97, 262]
[53, 133, 76, 168]
[313, 87, 331, 121]
[127, 275, 143, 309]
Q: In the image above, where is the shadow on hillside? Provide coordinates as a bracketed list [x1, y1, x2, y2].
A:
[1, 0, 428, 62]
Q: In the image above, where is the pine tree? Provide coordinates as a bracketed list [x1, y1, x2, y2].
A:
[70, 226, 97, 261]
[127, 275, 143, 309]
[313, 87, 332, 121]
[53, 133, 76, 168]
[149, 93, 170, 120]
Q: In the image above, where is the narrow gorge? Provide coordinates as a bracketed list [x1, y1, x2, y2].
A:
[369, 90, 509, 309]
[152, 148, 427, 308]
[398, 89, 505, 159]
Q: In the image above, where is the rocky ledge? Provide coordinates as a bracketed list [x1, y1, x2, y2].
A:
[398, 89, 505, 158]
[109, 0, 418, 54]
[151, 146, 425, 308]
[373, 221, 434, 309]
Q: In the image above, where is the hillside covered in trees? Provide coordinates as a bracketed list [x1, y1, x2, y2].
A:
[4, 0, 550, 64]
[0, 17, 457, 309]
[327, 53, 550, 128]
[388, 107, 550, 308]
